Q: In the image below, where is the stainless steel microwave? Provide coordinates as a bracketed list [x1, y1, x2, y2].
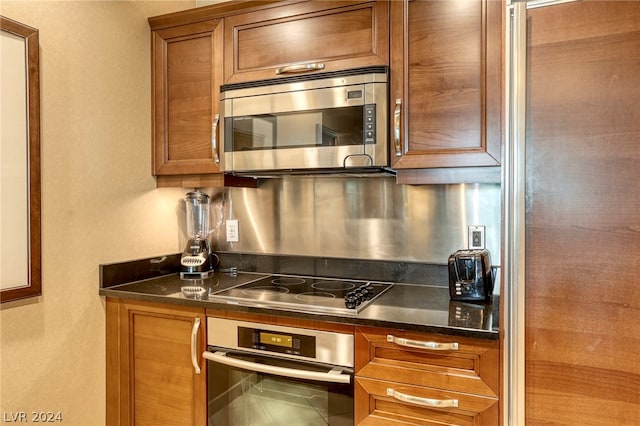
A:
[220, 67, 389, 176]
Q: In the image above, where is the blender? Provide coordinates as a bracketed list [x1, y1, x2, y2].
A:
[180, 191, 217, 279]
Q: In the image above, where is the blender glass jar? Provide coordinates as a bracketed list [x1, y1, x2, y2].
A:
[185, 191, 210, 239]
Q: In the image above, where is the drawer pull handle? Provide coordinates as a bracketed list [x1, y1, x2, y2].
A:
[386, 335, 459, 351]
[275, 62, 325, 75]
[387, 388, 459, 408]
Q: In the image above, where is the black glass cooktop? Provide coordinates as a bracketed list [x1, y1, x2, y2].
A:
[208, 274, 393, 316]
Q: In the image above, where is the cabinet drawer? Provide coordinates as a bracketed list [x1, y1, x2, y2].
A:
[355, 327, 499, 398]
[224, 0, 389, 84]
[355, 377, 498, 426]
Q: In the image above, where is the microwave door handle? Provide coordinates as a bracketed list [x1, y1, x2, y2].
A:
[212, 114, 220, 164]
[275, 62, 325, 75]
[202, 350, 351, 384]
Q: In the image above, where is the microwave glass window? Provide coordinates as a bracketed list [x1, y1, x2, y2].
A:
[229, 106, 365, 151]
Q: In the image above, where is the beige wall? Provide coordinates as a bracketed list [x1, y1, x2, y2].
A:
[0, 1, 195, 424]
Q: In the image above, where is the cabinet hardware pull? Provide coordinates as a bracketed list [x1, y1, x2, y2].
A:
[387, 335, 459, 351]
[191, 318, 201, 374]
[393, 99, 402, 157]
[202, 351, 351, 384]
[275, 63, 325, 75]
[387, 388, 459, 408]
[212, 114, 220, 164]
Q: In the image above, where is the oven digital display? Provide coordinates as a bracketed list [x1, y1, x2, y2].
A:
[260, 332, 292, 348]
[238, 326, 315, 358]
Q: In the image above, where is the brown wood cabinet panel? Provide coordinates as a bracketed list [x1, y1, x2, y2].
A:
[224, 0, 389, 84]
[355, 377, 499, 425]
[152, 19, 223, 177]
[106, 298, 207, 426]
[148, 1, 283, 30]
[390, 0, 501, 173]
[525, 2, 640, 424]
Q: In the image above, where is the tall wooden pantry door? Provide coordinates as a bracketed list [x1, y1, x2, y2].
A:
[513, 1, 640, 424]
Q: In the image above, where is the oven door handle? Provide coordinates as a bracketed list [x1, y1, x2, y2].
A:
[202, 350, 351, 384]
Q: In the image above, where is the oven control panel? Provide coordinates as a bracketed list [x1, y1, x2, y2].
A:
[238, 326, 316, 358]
[208, 317, 355, 367]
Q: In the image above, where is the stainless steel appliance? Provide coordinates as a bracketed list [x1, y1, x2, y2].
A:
[208, 274, 393, 316]
[220, 66, 389, 175]
[203, 318, 354, 426]
[180, 191, 217, 279]
[448, 249, 493, 302]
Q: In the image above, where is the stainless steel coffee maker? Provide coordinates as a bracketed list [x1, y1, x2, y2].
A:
[180, 191, 217, 279]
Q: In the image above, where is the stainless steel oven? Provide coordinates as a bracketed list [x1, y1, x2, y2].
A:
[204, 318, 354, 426]
[220, 66, 388, 175]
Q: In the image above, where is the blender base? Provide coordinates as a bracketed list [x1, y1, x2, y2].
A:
[180, 270, 214, 280]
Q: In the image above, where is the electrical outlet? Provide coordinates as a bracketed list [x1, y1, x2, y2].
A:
[226, 220, 239, 242]
[468, 225, 485, 250]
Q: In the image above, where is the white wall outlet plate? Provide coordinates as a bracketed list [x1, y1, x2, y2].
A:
[226, 220, 239, 242]
[468, 225, 485, 249]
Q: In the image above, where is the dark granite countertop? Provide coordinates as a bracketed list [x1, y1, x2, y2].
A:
[99, 267, 499, 340]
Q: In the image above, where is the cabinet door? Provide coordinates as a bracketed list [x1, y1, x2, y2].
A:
[224, 1, 389, 84]
[106, 298, 206, 426]
[523, 2, 640, 424]
[390, 0, 502, 172]
[152, 20, 223, 178]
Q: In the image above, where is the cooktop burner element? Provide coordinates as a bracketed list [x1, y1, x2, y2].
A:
[242, 286, 290, 295]
[209, 274, 393, 315]
[271, 277, 306, 286]
[312, 280, 356, 291]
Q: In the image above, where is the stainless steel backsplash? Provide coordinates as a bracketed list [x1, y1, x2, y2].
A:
[195, 177, 501, 265]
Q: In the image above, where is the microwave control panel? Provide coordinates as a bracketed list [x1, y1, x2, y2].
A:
[363, 104, 376, 144]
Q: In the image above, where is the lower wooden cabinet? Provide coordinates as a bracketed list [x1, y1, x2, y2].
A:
[106, 298, 206, 425]
[355, 327, 499, 425]
[104, 300, 500, 425]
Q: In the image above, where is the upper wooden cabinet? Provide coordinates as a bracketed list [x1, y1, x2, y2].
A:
[390, 0, 502, 183]
[151, 19, 225, 187]
[148, 0, 501, 185]
[148, 1, 387, 187]
[223, 0, 389, 84]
